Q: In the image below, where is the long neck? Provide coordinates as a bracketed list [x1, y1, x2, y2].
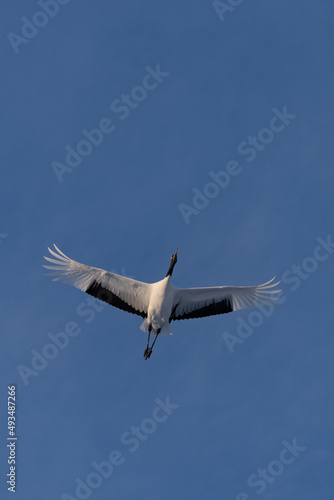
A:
[166, 260, 175, 277]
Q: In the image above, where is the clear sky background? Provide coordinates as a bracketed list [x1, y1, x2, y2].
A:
[1, 1, 334, 499]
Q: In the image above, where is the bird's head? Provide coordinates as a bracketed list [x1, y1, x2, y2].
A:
[166, 249, 178, 277]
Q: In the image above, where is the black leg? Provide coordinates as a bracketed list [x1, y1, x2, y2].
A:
[143, 325, 152, 359]
[146, 327, 151, 348]
[143, 327, 160, 360]
[150, 329, 161, 351]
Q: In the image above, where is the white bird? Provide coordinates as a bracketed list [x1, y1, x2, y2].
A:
[44, 245, 281, 359]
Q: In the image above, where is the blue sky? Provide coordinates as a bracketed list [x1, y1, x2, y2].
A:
[1, 1, 334, 499]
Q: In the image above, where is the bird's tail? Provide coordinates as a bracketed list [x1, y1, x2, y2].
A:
[140, 319, 173, 336]
[140, 318, 150, 333]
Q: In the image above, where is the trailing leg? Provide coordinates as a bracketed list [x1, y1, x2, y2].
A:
[150, 329, 161, 351]
[143, 325, 152, 359]
[143, 327, 160, 360]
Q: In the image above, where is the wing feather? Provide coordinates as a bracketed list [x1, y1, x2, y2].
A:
[43, 245, 151, 318]
[170, 278, 281, 321]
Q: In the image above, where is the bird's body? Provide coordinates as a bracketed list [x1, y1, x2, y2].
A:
[144, 277, 174, 334]
[44, 246, 281, 359]
[140, 277, 175, 358]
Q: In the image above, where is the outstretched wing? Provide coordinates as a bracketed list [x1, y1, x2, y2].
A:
[44, 245, 151, 318]
[169, 279, 281, 321]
